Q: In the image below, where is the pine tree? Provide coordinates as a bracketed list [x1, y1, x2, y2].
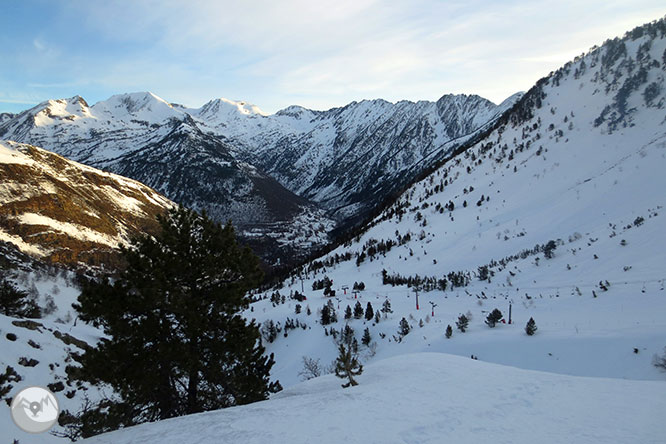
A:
[398, 317, 411, 336]
[445, 325, 453, 339]
[334, 344, 363, 388]
[0, 279, 40, 318]
[456, 314, 469, 332]
[361, 327, 371, 346]
[353, 301, 364, 319]
[344, 305, 352, 320]
[341, 324, 355, 346]
[374, 311, 380, 323]
[544, 240, 557, 259]
[321, 304, 332, 325]
[364, 302, 374, 321]
[0, 365, 21, 399]
[525, 317, 538, 336]
[381, 299, 393, 314]
[67, 207, 280, 437]
[485, 309, 503, 328]
[327, 300, 338, 323]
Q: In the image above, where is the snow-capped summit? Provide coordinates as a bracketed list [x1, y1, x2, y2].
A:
[91, 91, 184, 125]
[32, 96, 93, 126]
[195, 97, 267, 121]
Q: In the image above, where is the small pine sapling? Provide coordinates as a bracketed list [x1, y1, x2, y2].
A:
[525, 317, 538, 336]
[398, 317, 411, 336]
[485, 309, 503, 328]
[353, 301, 364, 319]
[361, 327, 371, 346]
[445, 325, 453, 339]
[456, 314, 469, 332]
[364, 302, 374, 321]
[334, 344, 363, 388]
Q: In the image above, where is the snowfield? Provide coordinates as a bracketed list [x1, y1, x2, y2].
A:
[81, 353, 666, 444]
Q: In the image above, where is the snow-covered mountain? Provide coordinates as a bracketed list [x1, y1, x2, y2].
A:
[195, 93, 522, 224]
[240, 18, 666, 388]
[0, 89, 518, 261]
[0, 140, 173, 268]
[0, 95, 335, 263]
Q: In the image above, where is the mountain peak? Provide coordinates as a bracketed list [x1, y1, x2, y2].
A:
[196, 98, 267, 120]
[90, 91, 183, 124]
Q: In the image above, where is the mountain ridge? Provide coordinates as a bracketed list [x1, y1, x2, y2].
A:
[0, 140, 174, 267]
[0, 89, 516, 262]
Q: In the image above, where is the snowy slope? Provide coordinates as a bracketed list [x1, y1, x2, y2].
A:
[80, 353, 666, 444]
[244, 18, 666, 388]
[0, 140, 174, 267]
[0, 246, 107, 444]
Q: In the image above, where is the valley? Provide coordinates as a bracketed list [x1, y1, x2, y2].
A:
[0, 14, 665, 444]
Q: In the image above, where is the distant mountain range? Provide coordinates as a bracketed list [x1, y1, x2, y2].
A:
[0, 89, 520, 263]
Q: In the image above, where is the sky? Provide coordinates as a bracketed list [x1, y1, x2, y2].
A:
[0, 1, 664, 115]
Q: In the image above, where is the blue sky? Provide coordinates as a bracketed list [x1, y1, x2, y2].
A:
[1, 1, 664, 114]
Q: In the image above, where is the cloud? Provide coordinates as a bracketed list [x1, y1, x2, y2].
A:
[2, 0, 665, 113]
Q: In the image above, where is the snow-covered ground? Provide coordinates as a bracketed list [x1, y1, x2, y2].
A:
[80, 353, 666, 444]
[0, 266, 105, 444]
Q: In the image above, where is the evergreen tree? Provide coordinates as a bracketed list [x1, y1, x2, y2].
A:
[353, 301, 364, 319]
[334, 344, 363, 388]
[485, 309, 503, 328]
[456, 314, 469, 332]
[525, 317, 538, 336]
[66, 207, 280, 438]
[374, 311, 381, 323]
[321, 304, 332, 325]
[0, 279, 40, 318]
[361, 327, 371, 346]
[445, 325, 453, 339]
[327, 300, 338, 323]
[344, 305, 352, 320]
[341, 324, 355, 346]
[0, 365, 21, 399]
[260, 320, 278, 343]
[381, 299, 393, 314]
[398, 317, 411, 336]
[544, 240, 557, 259]
[364, 302, 374, 321]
